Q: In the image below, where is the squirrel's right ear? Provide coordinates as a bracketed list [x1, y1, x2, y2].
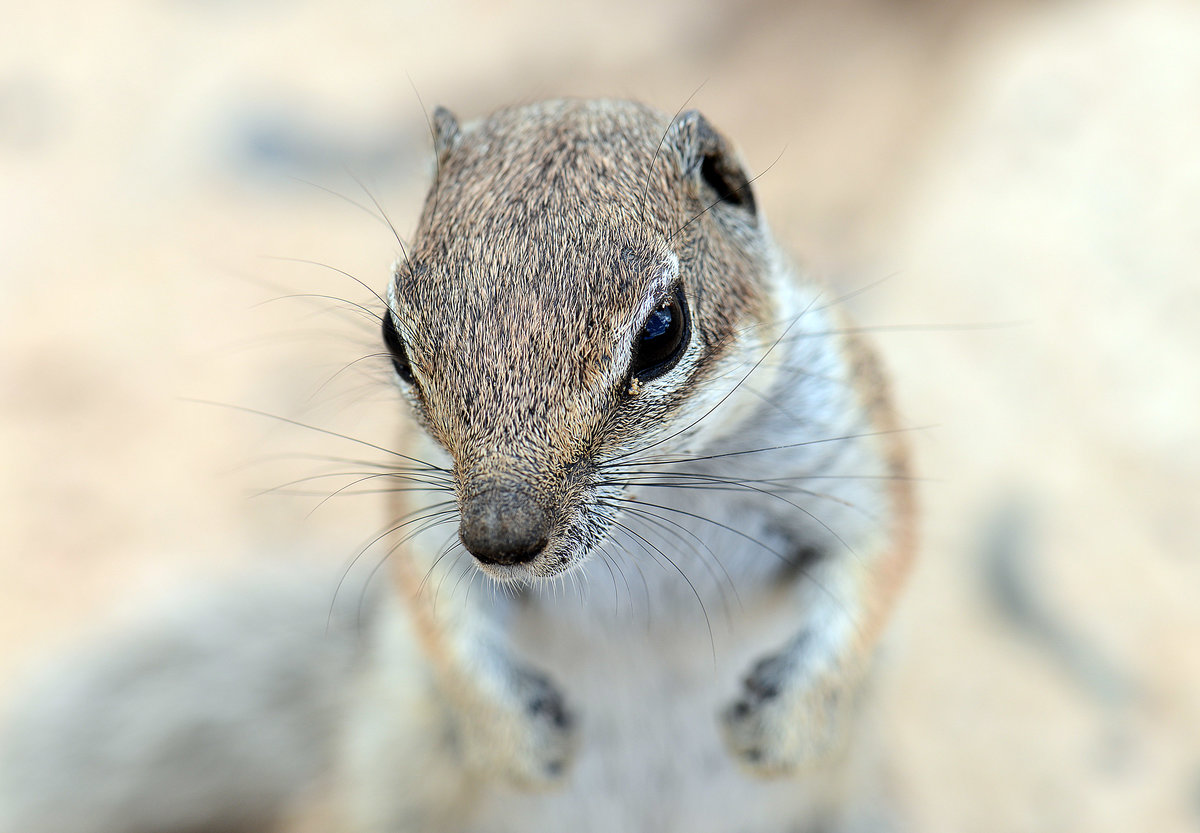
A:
[665, 110, 757, 219]
[431, 106, 461, 164]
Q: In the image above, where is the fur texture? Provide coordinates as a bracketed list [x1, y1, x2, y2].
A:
[0, 99, 915, 833]
[369, 99, 916, 831]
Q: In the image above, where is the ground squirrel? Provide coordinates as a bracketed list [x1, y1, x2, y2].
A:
[0, 98, 915, 833]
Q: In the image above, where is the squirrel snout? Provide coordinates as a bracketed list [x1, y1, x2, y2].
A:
[459, 487, 552, 566]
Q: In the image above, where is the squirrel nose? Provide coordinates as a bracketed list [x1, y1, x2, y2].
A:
[459, 487, 552, 565]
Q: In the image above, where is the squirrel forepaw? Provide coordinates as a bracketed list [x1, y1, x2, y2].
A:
[458, 663, 578, 789]
[719, 649, 857, 777]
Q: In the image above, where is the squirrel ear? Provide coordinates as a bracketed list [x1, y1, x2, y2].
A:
[666, 110, 756, 218]
[431, 106, 461, 163]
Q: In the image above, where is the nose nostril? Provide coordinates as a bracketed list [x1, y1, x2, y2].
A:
[459, 487, 552, 566]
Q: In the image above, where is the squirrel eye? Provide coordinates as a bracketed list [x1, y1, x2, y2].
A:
[381, 311, 415, 385]
[631, 287, 690, 382]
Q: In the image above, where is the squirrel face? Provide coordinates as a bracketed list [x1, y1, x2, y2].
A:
[385, 99, 772, 581]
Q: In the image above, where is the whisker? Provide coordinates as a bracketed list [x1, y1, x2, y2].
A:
[252, 292, 382, 324]
[616, 497, 790, 571]
[407, 73, 444, 234]
[255, 469, 452, 498]
[593, 547, 625, 617]
[611, 469, 928, 485]
[306, 352, 392, 403]
[328, 502, 458, 630]
[773, 321, 1023, 345]
[452, 556, 478, 605]
[600, 534, 653, 626]
[345, 167, 410, 262]
[283, 177, 392, 232]
[617, 502, 741, 620]
[261, 255, 390, 312]
[361, 518, 459, 627]
[638, 81, 707, 224]
[418, 533, 467, 600]
[667, 144, 786, 246]
[303, 473, 450, 518]
[206, 327, 375, 356]
[604, 425, 932, 470]
[607, 294, 823, 466]
[270, 486, 452, 498]
[604, 473, 868, 517]
[240, 451, 410, 471]
[433, 548, 469, 618]
[182, 399, 451, 472]
[611, 496, 860, 642]
[608, 515, 715, 664]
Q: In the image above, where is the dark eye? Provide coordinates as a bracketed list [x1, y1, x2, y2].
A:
[631, 286, 690, 382]
[381, 311, 415, 385]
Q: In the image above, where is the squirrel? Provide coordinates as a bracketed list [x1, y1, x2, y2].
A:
[0, 99, 916, 833]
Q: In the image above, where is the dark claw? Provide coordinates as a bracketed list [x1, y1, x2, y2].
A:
[745, 676, 779, 700]
[527, 688, 573, 730]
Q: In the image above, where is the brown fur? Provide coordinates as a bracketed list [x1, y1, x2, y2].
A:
[373, 98, 917, 828]
[388, 99, 772, 576]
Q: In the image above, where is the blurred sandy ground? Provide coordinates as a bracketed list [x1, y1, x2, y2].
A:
[1, 0, 1197, 830]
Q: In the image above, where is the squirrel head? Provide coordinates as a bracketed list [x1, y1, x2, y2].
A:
[384, 99, 774, 580]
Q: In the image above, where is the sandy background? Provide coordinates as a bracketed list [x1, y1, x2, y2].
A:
[1, 0, 1198, 830]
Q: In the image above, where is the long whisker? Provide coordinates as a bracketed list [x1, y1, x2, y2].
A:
[407, 73, 444, 234]
[345, 167, 409, 262]
[328, 502, 458, 629]
[284, 176, 392, 232]
[616, 497, 794, 573]
[611, 496, 862, 644]
[252, 292, 382, 324]
[183, 399, 451, 472]
[616, 502, 741, 620]
[638, 80, 708, 224]
[773, 321, 1023, 345]
[608, 515, 715, 664]
[592, 547, 626, 617]
[605, 294, 823, 466]
[362, 519, 460, 627]
[272, 486, 454, 499]
[600, 534, 653, 625]
[604, 472, 869, 518]
[255, 470, 452, 499]
[261, 255, 390, 312]
[452, 554, 480, 606]
[418, 533, 467, 600]
[304, 473, 451, 518]
[604, 425, 931, 470]
[612, 468, 926, 485]
[238, 451, 408, 471]
[667, 145, 786, 245]
[433, 548, 470, 618]
[306, 352, 392, 403]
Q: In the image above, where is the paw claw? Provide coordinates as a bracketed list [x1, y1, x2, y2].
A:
[721, 649, 852, 776]
[461, 663, 577, 789]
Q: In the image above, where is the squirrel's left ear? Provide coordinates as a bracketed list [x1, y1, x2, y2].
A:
[431, 106, 461, 165]
[666, 110, 757, 219]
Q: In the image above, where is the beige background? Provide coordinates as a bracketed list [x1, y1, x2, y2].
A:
[1, 1, 1197, 830]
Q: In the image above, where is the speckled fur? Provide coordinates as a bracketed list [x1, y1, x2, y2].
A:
[357, 99, 917, 833]
[0, 99, 915, 833]
[386, 99, 771, 580]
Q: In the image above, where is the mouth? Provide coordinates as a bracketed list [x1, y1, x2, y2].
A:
[465, 534, 580, 583]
